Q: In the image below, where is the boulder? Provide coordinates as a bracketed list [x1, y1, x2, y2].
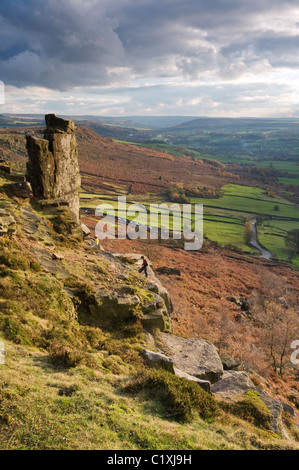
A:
[26, 114, 81, 223]
[140, 349, 175, 373]
[141, 291, 172, 332]
[212, 370, 256, 397]
[229, 296, 252, 313]
[0, 160, 12, 174]
[158, 333, 223, 383]
[211, 370, 287, 434]
[156, 267, 181, 276]
[257, 391, 285, 435]
[52, 252, 65, 261]
[91, 253, 173, 332]
[174, 368, 211, 393]
[81, 223, 91, 237]
[0, 209, 16, 236]
[220, 353, 241, 371]
[277, 297, 289, 309]
[281, 402, 295, 416]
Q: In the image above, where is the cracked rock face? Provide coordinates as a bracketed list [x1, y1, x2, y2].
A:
[26, 114, 81, 223]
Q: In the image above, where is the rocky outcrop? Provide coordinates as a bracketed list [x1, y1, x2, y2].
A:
[158, 333, 224, 383]
[88, 282, 172, 332]
[26, 114, 81, 223]
[114, 253, 173, 315]
[76, 252, 173, 332]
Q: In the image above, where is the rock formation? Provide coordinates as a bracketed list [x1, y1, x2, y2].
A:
[87, 252, 173, 333]
[26, 114, 81, 223]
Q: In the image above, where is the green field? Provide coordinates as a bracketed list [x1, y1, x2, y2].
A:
[191, 184, 299, 218]
[81, 183, 299, 263]
[258, 161, 299, 186]
[258, 219, 299, 263]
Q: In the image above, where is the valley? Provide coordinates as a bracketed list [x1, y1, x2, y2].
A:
[0, 114, 299, 450]
[1, 115, 299, 265]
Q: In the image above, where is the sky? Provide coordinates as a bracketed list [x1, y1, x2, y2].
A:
[1, 0, 299, 117]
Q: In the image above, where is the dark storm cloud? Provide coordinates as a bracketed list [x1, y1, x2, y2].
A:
[1, 0, 299, 90]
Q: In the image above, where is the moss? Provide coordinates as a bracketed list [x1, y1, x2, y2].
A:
[226, 390, 272, 430]
[0, 251, 29, 270]
[29, 261, 42, 272]
[133, 286, 155, 302]
[124, 369, 218, 423]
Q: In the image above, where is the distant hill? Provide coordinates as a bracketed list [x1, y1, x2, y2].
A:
[2, 114, 196, 130]
[0, 114, 43, 128]
[165, 116, 299, 132]
[75, 125, 234, 194]
[0, 123, 247, 194]
[73, 115, 196, 130]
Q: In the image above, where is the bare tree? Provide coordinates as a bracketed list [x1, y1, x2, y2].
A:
[262, 302, 298, 377]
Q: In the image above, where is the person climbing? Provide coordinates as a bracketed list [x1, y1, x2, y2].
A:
[139, 255, 148, 278]
[95, 234, 100, 249]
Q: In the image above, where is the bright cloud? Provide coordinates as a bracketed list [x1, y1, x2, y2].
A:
[1, 0, 299, 116]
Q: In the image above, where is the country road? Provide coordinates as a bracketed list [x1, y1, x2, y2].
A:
[250, 219, 272, 259]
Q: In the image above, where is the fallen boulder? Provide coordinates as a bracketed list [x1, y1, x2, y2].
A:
[174, 368, 211, 393]
[89, 284, 172, 332]
[158, 333, 223, 383]
[81, 223, 91, 237]
[140, 349, 175, 373]
[212, 370, 256, 396]
[220, 353, 241, 371]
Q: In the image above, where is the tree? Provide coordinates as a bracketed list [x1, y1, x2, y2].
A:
[261, 302, 297, 377]
[244, 221, 252, 244]
[285, 229, 299, 254]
